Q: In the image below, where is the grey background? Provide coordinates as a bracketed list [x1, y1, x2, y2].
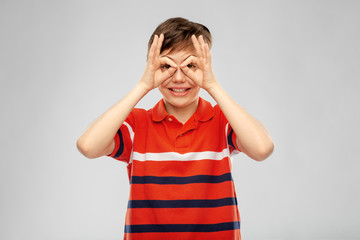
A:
[1, 0, 359, 239]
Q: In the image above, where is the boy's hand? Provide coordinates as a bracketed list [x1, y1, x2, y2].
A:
[180, 35, 217, 91]
[140, 34, 177, 92]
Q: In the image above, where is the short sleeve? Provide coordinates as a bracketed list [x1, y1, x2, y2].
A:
[226, 125, 241, 155]
[215, 104, 241, 155]
[107, 112, 135, 164]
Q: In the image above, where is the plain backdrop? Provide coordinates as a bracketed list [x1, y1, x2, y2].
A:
[1, 0, 359, 239]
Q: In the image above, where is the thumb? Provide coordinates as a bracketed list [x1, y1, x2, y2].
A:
[180, 56, 198, 78]
[162, 66, 177, 80]
[180, 64, 195, 79]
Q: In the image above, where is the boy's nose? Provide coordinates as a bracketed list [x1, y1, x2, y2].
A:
[172, 67, 186, 83]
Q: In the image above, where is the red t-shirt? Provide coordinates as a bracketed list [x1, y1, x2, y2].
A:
[109, 97, 241, 240]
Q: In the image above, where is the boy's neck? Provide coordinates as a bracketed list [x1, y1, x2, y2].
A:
[163, 98, 199, 124]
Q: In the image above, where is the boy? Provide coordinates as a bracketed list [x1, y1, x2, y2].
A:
[77, 17, 274, 240]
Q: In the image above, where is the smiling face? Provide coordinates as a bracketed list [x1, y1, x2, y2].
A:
[158, 48, 200, 117]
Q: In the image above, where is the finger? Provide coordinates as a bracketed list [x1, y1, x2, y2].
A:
[191, 35, 202, 57]
[160, 56, 177, 68]
[155, 33, 164, 58]
[148, 34, 158, 62]
[198, 35, 207, 56]
[179, 55, 198, 68]
[204, 43, 211, 64]
[157, 69, 177, 87]
[180, 65, 192, 78]
[180, 64, 195, 79]
[163, 66, 177, 79]
[161, 76, 173, 86]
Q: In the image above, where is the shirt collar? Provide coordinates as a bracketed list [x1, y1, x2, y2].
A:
[152, 97, 214, 122]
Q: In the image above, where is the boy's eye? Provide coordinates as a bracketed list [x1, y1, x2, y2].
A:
[187, 64, 196, 69]
[161, 64, 171, 69]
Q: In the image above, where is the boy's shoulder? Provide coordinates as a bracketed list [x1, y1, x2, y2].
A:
[129, 99, 164, 121]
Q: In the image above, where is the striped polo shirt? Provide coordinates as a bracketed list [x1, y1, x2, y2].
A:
[108, 97, 241, 240]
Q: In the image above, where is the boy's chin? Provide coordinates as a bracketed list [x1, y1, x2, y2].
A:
[163, 96, 199, 109]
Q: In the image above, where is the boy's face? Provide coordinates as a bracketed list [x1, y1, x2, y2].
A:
[158, 48, 200, 112]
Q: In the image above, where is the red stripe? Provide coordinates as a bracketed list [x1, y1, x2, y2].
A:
[129, 181, 236, 200]
[124, 229, 241, 240]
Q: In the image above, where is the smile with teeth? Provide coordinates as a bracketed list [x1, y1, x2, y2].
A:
[170, 88, 190, 92]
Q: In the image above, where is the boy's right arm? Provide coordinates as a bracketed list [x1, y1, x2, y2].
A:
[76, 82, 149, 158]
[77, 34, 176, 159]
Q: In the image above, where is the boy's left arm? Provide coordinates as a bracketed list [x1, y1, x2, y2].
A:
[207, 81, 274, 161]
[181, 35, 274, 161]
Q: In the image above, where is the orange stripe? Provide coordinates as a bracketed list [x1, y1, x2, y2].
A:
[129, 182, 236, 200]
[126, 206, 240, 225]
[124, 229, 241, 240]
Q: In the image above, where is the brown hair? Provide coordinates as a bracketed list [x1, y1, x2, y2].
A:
[147, 17, 212, 57]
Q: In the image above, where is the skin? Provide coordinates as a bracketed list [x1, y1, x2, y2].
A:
[157, 48, 200, 123]
[77, 34, 274, 161]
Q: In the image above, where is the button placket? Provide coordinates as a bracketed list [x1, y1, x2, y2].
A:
[174, 117, 199, 149]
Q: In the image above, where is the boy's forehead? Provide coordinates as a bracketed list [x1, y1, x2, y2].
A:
[160, 48, 196, 60]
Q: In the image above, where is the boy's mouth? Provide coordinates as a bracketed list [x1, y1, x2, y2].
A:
[169, 88, 191, 93]
[168, 88, 191, 96]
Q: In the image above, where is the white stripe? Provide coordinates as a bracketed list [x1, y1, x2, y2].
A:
[123, 122, 134, 164]
[225, 123, 230, 150]
[123, 122, 134, 142]
[132, 148, 230, 162]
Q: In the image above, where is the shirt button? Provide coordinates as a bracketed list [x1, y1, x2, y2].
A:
[168, 117, 172, 122]
[179, 134, 183, 137]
